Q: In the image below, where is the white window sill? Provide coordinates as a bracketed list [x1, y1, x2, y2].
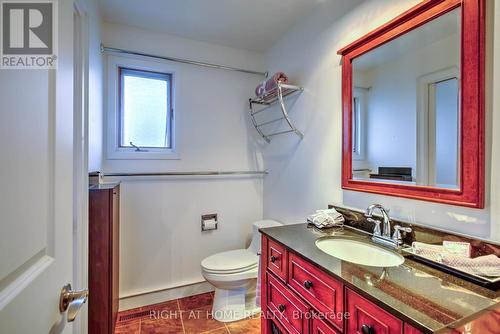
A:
[107, 148, 180, 160]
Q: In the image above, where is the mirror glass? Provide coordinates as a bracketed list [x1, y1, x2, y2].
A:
[351, 8, 461, 189]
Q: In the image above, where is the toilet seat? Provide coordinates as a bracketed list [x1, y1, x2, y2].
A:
[201, 249, 258, 274]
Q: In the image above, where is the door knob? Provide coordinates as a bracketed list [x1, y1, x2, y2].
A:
[59, 284, 89, 322]
[278, 304, 286, 312]
[270, 255, 277, 263]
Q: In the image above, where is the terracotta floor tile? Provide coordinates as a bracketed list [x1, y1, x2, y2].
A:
[141, 317, 184, 334]
[181, 305, 225, 334]
[226, 316, 261, 334]
[144, 300, 181, 321]
[178, 292, 213, 310]
[115, 294, 261, 334]
[114, 320, 140, 334]
[200, 327, 229, 334]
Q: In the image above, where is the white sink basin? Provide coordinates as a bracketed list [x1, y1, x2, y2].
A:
[315, 238, 404, 267]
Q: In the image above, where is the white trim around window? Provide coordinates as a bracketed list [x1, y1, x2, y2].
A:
[352, 87, 368, 161]
[416, 66, 459, 185]
[106, 54, 179, 160]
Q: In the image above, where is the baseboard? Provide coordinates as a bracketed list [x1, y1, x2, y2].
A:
[119, 280, 214, 311]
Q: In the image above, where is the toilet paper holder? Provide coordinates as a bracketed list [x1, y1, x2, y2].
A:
[201, 214, 218, 231]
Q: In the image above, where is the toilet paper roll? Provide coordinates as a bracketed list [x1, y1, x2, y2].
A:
[203, 218, 217, 231]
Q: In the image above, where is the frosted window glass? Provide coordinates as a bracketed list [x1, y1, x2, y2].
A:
[120, 69, 171, 148]
[434, 78, 459, 187]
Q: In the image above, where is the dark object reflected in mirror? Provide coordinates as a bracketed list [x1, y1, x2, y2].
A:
[338, 0, 484, 208]
[370, 167, 413, 182]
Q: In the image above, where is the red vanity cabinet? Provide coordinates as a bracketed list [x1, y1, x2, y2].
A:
[261, 235, 425, 334]
[345, 288, 403, 334]
[404, 324, 424, 334]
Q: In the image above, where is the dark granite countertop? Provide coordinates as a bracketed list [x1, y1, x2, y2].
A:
[260, 223, 500, 333]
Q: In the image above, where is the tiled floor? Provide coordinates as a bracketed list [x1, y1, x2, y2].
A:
[115, 292, 261, 334]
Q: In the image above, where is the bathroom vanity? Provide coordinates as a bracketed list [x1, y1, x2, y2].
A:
[259, 221, 499, 334]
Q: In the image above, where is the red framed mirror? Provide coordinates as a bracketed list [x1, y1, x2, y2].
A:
[337, 0, 484, 208]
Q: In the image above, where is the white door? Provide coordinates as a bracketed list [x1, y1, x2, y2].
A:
[0, 1, 78, 333]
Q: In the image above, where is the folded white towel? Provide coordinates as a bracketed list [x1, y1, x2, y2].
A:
[307, 208, 344, 229]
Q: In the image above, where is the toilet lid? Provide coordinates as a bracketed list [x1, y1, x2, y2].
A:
[201, 249, 258, 274]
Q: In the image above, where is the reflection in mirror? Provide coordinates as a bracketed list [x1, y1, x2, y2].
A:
[351, 8, 461, 190]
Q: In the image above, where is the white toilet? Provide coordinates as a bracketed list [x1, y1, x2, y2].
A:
[201, 219, 282, 322]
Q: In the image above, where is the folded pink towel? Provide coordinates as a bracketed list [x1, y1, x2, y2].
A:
[255, 72, 289, 97]
[412, 242, 444, 261]
[412, 242, 500, 277]
[441, 254, 500, 276]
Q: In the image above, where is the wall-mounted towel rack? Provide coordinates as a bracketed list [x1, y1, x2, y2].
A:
[249, 82, 304, 143]
[90, 170, 268, 183]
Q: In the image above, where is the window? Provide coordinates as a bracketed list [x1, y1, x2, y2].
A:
[352, 97, 360, 154]
[106, 55, 176, 160]
[352, 87, 367, 160]
[119, 67, 172, 149]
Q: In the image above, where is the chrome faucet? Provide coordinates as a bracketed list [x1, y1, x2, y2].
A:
[365, 204, 391, 238]
[364, 204, 411, 248]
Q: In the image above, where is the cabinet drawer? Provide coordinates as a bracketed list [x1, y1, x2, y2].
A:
[312, 317, 341, 334]
[288, 252, 344, 331]
[266, 238, 288, 281]
[346, 288, 403, 334]
[267, 273, 310, 334]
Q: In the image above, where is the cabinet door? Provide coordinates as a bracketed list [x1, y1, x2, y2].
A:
[89, 185, 120, 334]
[312, 317, 341, 334]
[267, 273, 310, 334]
[89, 188, 112, 334]
[346, 288, 403, 334]
[111, 187, 120, 332]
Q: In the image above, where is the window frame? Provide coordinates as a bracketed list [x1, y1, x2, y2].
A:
[416, 66, 459, 186]
[106, 55, 178, 160]
[118, 67, 173, 150]
[352, 87, 367, 161]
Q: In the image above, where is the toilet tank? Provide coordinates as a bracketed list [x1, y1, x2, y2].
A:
[248, 220, 282, 254]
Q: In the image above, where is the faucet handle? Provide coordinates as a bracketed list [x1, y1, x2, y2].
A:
[392, 225, 412, 245]
[394, 225, 412, 233]
[367, 217, 381, 236]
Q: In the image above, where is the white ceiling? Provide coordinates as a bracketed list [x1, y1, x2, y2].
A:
[97, 0, 322, 53]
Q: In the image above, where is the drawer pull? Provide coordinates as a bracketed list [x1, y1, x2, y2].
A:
[278, 304, 286, 312]
[303, 280, 313, 289]
[270, 255, 278, 263]
[361, 324, 374, 334]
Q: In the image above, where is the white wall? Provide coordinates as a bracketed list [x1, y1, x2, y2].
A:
[262, 0, 500, 242]
[100, 23, 266, 306]
[87, 1, 104, 172]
